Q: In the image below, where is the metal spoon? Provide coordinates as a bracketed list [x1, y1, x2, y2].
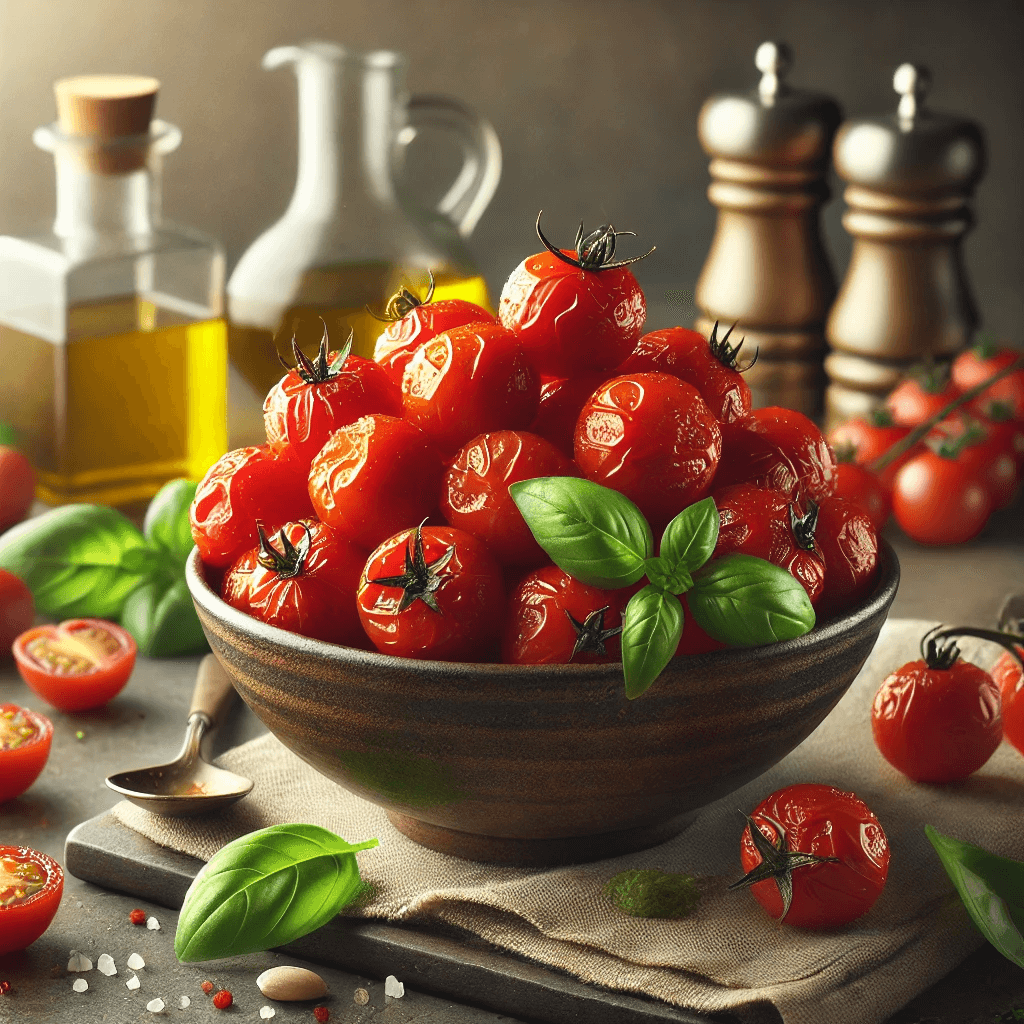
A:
[106, 654, 254, 816]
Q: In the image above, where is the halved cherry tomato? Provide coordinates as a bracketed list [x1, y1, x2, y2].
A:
[12, 619, 137, 712]
[0, 569, 35, 652]
[0, 846, 64, 954]
[992, 643, 1024, 758]
[0, 705, 52, 803]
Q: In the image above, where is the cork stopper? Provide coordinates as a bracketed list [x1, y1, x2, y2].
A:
[53, 75, 159, 173]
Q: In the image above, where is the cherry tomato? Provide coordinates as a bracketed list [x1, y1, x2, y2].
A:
[828, 410, 915, 493]
[263, 330, 401, 466]
[357, 525, 504, 661]
[676, 594, 727, 655]
[575, 373, 722, 534]
[928, 414, 1019, 511]
[952, 340, 1024, 421]
[222, 520, 367, 647]
[498, 218, 650, 378]
[832, 461, 890, 532]
[502, 566, 624, 664]
[442, 431, 580, 567]
[13, 619, 137, 712]
[979, 407, 1024, 470]
[190, 444, 315, 569]
[529, 373, 617, 458]
[0, 705, 52, 804]
[308, 414, 444, 552]
[402, 322, 539, 459]
[0, 846, 64, 954]
[735, 783, 889, 929]
[885, 365, 960, 428]
[813, 497, 879, 618]
[0, 570, 34, 653]
[992, 643, 1024, 758]
[616, 323, 752, 423]
[0, 446, 34, 534]
[713, 408, 836, 503]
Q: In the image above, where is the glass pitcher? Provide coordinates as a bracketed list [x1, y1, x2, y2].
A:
[227, 41, 502, 444]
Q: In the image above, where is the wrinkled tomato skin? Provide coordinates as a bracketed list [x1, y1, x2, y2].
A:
[0, 569, 35, 652]
[813, 498, 879, 619]
[0, 705, 52, 804]
[263, 353, 402, 466]
[0, 846, 64, 954]
[502, 566, 624, 665]
[616, 327, 752, 423]
[529, 373, 617, 458]
[872, 659, 1002, 782]
[442, 431, 580, 567]
[832, 462, 891, 532]
[952, 346, 1024, 420]
[190, 444, 315, 569]
[740, 784, 890, 930]
[891, 449, 991, 545]
[308, 415, 444, 553]
[575, 373, 722, 535]
[221, 521, 367, 647]
[499, 249, 645, 378]
[373, 300, 495, 387]
[357, 526, 504, 661]
[827, 417, 915, 493]
[886, 377, 961, 428]
[402, 323, 539, 459]
[992, 645, 1024, 757]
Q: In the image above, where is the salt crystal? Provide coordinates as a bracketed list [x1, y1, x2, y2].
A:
[127, 953, 146, 970]
[384, 975, 404, 999]
[67, 952, 92, 972]
[126, 974, 141, 991]
[259, 1008, 276, 1020]
[97, 954, 117, 977]
[353, 988, 370, 1005]
[179, 995, 191, 1009]
[72, 978, 89, 993]
[146, 916, 160, 930]
[146, 996, 165, 1012]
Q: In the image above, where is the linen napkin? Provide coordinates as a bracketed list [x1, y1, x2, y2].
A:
[112, 620, 1024, 1024]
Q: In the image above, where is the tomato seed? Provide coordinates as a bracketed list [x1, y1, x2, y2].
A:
[212, 989, 233, 1009]
[129, 908, 146, 925]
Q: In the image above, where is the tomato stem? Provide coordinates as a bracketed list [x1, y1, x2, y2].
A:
[367, 270, 436, 322]
[534, 210, 655, 271]
[926, 626, 1024, 673]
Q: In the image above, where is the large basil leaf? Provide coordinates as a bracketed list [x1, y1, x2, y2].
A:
[175, 824, 378, 963]
[621, 585, 684, 699]
[926, 825, 1024, 967]
[121, 576, 209, 657]
[509, 477, 652, 588]
[688, 554, 815, 646]
[144, 478, 198, 563]
[659, 497, 719, 574]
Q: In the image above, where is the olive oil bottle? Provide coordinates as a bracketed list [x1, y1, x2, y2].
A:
[0, 75, 227, 506]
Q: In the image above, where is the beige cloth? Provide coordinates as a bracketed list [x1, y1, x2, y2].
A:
[113, 620, 1024, 1024]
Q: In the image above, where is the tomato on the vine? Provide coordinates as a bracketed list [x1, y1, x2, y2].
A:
[992, 641, 1024, 758]
[0, 569, 34, 652]
[812, 497, 879, 618]
[885, 363, 960, 428]
[529, 373, 617, 458]
[731, 783, 889, 929]
[0, 705, 52, 804]
[0, 846, 64, 954]
[827, 410, 914, 492]
[952, 339, 1024, 421]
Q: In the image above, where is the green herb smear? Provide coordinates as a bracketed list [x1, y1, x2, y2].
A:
[604, 869, 701, 919]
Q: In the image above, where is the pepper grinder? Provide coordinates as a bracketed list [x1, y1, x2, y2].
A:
[824, 64, 986, 430]
[696, 42, 842, 417]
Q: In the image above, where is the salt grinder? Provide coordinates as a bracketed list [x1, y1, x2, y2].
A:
[824, 64, 986, 430]
[696, 42, 842, 416]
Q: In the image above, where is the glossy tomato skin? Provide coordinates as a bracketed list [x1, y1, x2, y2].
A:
[529, 373, 617, 458]
[575, 373, 722, 535]
[952, 345, 1024, 420]
[442, 431, 580, 567]
[992, 645, 1024, 757]
[499, 249, 645, 378]
[0, 446, 35, 534]
[0, 705, 52, 803]
[402, 322, 539, 459]
[13, 619, 137, 712]
[357, 526, 504, 661]
[190, 444, 315, 569]
[872, 658, 1002, 782]
[813, 498, 879, 619]
[263, 353, 401, 466]
[0, 569, 34, 652]
[373, 299, 495, 387]
[502, 566, 625, 664]
[308, 415, 444, 552]
[828, 415, 915, 493]
[832, 462, 891, 532]
[0, 846, 64, 954]
[928, 415, 1019, 511]
[886, 376, 961, 428]
[740, 785, 889, 929]
[221, 521, 367, 647]
[616, 327, 752, 423]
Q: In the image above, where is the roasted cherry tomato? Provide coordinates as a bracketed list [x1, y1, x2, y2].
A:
[502, 566, 625, 664]
[13, 619, 137, 712]
[357, 525, 504, 661]
[713, 408, 836, 503]
[831, 460, 890, 533]
[928, 414, 1019, 511]
[529, 373, 617, 458]
[308, 414, 444, 552]
[734, 784, 889, 930]
[0, 446, 35, 534]
[676, 594, 727, 656]
[575, 373, 722, 534]
[0, 705, 52, 804]
[952, 339, 1024, 421]
[222, 520, 367, 647]
[498, 217, 650, 378]
[616, 322, 753, 423]
[0, 569, 34, 652]
[885, 363, 960, 428]
[872, 633, 1002, 782]
[828, 410, 915, 493]
[813, 497, 879, 618]
[992, 642, 1024, 758]
[442, 431, 580, 567]
[190, 444, 315, 569]
[263, 328, 401, 466]
[402, 322, 539, 459]
[0, 846, 63, 954]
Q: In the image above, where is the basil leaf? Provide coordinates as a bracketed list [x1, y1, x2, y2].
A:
[0, 504, 149, 619]
[509, 477, 652, 588]
[144, 478, 199, 563]
[621, 585, 684, 699]
[659, 497, 719, 574]
[0, 423, 17, 448]
[643, 556, 692, 595]
[688, 554, 815, 647]
[121, 576, 209, 657]
[925, 825, 1024, 968]
[175, 824, 378, 963]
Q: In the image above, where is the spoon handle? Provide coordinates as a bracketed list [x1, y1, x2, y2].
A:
[189, 654, 238, 727]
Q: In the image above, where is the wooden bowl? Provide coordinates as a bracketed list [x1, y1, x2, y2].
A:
[186, 542, 899, 866]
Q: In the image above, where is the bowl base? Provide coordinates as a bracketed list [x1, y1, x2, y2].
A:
[385, 810, 699, 867]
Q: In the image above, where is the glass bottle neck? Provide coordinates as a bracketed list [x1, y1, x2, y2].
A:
[53, 157, 160, 239]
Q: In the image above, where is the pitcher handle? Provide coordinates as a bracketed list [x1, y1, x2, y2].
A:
[404, 95, 502, 239]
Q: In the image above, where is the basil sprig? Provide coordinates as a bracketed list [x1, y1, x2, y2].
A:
[175, 824, 378, 962]
[510, 479, 816, 698]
